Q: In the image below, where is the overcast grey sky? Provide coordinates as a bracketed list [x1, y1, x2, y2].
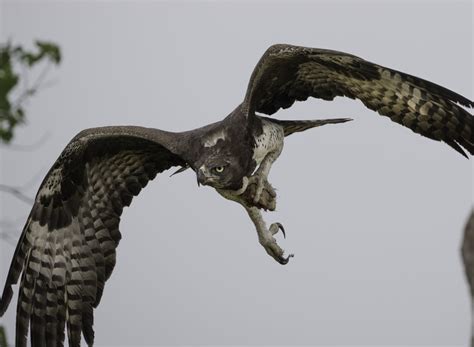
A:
[0, 0, 473, 346]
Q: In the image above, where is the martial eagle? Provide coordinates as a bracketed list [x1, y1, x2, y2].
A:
[1, 44, 473, 347]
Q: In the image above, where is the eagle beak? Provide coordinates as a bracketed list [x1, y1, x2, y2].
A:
[197, 166, 216, 187]
[197, 169, 207, 187]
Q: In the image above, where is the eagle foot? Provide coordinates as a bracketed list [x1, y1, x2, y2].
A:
[270, 222, 286, 238]
[260, 223, 294, 265]
[247, 174, 267, 204]
[217, 189, 293, 265]
[240, 176, 277, 211]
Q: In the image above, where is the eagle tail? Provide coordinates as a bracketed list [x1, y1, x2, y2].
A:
[266, 117, 352, 137]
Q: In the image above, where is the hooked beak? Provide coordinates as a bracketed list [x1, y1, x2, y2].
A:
[197, 169, 208, 187]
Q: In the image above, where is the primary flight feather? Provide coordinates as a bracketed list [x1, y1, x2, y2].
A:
[1, 44, 473, 347]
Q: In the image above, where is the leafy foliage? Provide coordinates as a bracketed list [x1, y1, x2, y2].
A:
[0, 40, 61, 142]
[0, 326, 6, 347]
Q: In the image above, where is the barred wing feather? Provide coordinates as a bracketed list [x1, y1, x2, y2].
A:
[0, 126, 186, 347]
[244, 44, 474, 157]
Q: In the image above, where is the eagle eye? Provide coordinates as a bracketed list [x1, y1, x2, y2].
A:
[214, 166, 225, 173]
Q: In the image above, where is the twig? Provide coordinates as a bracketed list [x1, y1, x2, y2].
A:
[11, 62, 52, 111]
[0, 215, 27, 246]
[0, 230, 18, 246]
[1, 130, 51, 151]
[0, 184, 34, 205]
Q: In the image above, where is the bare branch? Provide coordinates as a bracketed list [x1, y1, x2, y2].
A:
[11, 62, 52, 110]
[0, 230, 18, 246]
[1, 130, 51, 151]
[0, 184, 33, 205]
[0, 215, 27, 247]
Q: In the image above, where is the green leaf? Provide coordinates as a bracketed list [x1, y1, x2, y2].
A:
[0, 325, 8, 347]
[36, 40, 61, 64]
[21, 52, 39, 66]
[0, 39, 61, 142]
[0, 126, 13, 143]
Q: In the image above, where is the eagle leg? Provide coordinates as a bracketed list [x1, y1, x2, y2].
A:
[246, 206, 294, 265]
[241, 177, 277, 211]
[216, 188, 292, 265]
[248, 150, 280, 204]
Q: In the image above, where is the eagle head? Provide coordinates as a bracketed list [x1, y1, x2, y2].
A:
[196, 154, 245, 190]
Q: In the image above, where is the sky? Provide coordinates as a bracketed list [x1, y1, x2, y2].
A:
[0, 0, 473, 346]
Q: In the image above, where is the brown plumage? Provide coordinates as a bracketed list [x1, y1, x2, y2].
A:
[1, 44, 473, 346]
[1, 127, 186, 347]
[244, 44, 473, 157]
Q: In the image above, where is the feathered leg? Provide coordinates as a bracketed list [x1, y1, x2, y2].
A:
[247, 149, 281, 204]
[217, 188, 293, 265]
[245, 205, 293, 265]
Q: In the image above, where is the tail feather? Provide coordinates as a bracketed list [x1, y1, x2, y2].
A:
[265, 117, 352, 136]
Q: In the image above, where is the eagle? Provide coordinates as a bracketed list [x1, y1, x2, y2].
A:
[1, 44, 473, 347]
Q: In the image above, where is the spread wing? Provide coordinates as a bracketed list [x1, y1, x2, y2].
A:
[0, 126, 187, 347]
[243, 44, 474, 157]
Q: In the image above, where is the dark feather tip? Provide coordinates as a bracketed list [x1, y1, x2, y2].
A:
[170, 165, 189, 177]
[0, 286, 13, 316]
[446, 140, 469, 159]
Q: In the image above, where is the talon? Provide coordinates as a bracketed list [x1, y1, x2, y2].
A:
[259, 224, 293, 265]
[276, 222, 285, 238]
[279, 253, 294, 265]
[270, 222, 286, 238]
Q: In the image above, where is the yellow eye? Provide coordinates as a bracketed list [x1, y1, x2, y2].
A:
[214, 166, 225, 173]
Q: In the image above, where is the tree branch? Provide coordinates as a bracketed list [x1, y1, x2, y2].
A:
[0, 184, 33, 205]
[0, 130, 51, 151]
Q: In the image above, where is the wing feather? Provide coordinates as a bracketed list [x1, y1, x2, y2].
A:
[45, 285, 58, 346]
[56, 286, 66, 347]
[30, 278, 47, 347]
[243, 44, 473, 156]
[1, 126, 186, 346]
[16, 249, 34, 347]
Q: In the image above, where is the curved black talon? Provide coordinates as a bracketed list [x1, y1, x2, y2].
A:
[278, 253, 294, 265]
[275, 222, 286, 238]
